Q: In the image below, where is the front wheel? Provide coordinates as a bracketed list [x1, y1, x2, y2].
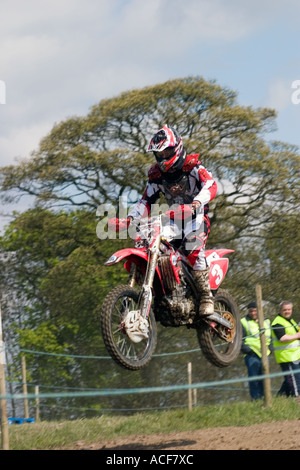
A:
[100, 285, 157, 370]
[196, 289, 242, 367]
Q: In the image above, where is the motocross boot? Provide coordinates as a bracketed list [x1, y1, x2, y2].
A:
[192, 268, 214, 316]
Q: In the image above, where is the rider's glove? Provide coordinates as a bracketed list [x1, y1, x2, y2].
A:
[165, 204, 194, 220]
[108, 217, 131, 232]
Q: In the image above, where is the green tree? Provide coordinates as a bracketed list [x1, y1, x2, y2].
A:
[0, 76, 299, 417]
[261, 213, 300, 320]
[1, 77, 298, 237]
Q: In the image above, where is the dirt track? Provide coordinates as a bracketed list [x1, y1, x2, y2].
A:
[67, 419, 300, 450]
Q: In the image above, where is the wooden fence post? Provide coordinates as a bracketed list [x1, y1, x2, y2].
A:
[21, 356, 29, 419]
[256, 284, 272, 407]
[187, 362, 192, 411]
[35, 385, 40, 422]
[0, 305, 9, 450]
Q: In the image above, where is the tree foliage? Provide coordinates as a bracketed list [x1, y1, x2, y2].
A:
[1, 76, 299, 250]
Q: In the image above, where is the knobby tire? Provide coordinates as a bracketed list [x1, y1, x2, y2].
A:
[197, 288, 242, 367]
[101, 285, 157, 370]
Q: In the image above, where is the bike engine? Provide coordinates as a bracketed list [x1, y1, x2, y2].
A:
[154, 282, 196, 327]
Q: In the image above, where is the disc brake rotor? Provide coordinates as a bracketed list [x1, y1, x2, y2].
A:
[219, 312, 235, 342]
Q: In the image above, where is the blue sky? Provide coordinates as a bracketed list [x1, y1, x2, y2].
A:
[0, 0, 299, 218]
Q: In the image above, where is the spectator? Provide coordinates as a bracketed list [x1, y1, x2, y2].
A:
[271, 301, 300, 397]
[241, 301, 272, 400]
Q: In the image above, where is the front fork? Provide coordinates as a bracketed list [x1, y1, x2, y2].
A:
[137, 233, 162, 319]
[129, 264, 137, 288]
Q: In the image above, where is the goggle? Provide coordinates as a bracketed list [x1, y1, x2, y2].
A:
[154, 147, 176, 162]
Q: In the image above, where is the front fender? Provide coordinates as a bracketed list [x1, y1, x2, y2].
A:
[104, 248, 165, 293]
[104, 248, 148, 266]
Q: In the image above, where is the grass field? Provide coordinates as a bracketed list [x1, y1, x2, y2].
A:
[3, 396, 300, 450]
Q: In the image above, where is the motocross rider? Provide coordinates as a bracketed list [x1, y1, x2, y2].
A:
[110, 125, 217, 316]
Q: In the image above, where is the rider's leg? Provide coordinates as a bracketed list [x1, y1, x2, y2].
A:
[182, 225, 214, 317]
[192, 250, 214, 316]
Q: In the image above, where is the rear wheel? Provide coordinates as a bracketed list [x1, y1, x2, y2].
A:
[101, 285, 157, 370]
[196, 289, 242, 367]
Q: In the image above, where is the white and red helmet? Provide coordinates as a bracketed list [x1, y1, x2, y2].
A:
[147, 125, 186, 172]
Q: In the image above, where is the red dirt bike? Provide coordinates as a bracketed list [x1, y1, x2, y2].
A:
[100, 214, 242, 370]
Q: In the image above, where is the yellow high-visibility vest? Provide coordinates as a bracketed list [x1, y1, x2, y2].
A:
[271, 315, 300, 363]
[241, 317, 271, 357]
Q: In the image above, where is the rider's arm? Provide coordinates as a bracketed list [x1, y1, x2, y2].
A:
[128, 182, 161, 221]
[192, 163, 217, 206]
